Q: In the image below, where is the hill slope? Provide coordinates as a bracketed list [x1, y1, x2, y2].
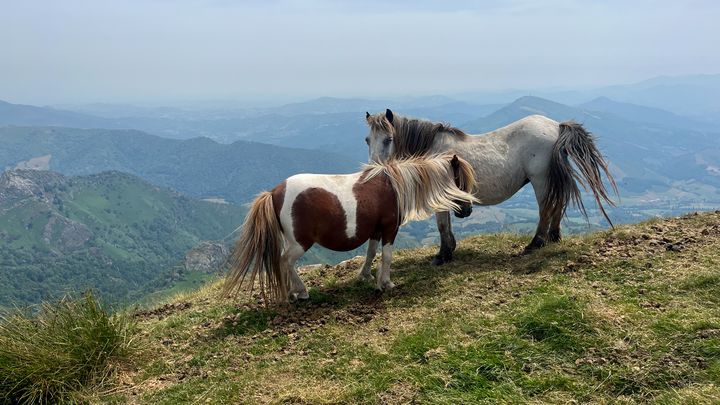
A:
[577, 96, 706, 129]
[108, 211, 720, 403]
[0, 170, 247, 306]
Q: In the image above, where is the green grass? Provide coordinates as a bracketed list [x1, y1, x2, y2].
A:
[76, 212, 720, 403]
[0, 293, 136, 404]
[514, 292, 595, 352]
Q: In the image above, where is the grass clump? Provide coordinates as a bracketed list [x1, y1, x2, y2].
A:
[514, 293, 594, 352]
[0, 293, 135, 404]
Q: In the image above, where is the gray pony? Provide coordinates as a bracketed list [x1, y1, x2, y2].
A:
[365, 109, 617, 264]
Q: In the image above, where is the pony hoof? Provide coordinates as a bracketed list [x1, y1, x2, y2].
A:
[288, 290, 309, 302]
[358, 273, 375, 282]
[521, 245, 539, 255]
[431, 255, 451, 266]
[377, 281, 396, 292]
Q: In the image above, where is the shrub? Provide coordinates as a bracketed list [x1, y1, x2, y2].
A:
[0, 293, 135, 404]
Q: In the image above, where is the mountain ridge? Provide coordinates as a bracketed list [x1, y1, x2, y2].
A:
[0, 126, 360, 203]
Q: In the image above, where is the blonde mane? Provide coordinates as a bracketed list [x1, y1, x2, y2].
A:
[362, 154, 478, 224]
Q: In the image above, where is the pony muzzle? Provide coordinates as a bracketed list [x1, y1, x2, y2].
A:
[453, 201, 473, 218]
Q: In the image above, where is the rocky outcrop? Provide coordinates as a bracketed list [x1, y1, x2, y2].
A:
[0, 169, 67, 206]
[183, 241, 229, 273]
[42, 215, 93, 252]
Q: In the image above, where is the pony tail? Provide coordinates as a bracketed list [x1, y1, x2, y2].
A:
[545, 121, 618, 226]
[223, 192, 287, 303]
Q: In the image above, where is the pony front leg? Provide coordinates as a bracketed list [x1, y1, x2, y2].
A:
[376, 243, 395, 291]
[358, 239, 378, 282]
[432, 211, 456, 265]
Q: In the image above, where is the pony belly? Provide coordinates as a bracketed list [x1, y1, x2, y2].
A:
[315, 234, 368, 252]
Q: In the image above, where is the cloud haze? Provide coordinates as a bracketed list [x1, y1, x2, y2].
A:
[1, 0, 718, 104]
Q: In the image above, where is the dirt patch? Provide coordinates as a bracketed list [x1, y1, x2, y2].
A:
[377, 381, 418, 404]
[588, 212, 720, 264]
[218, 292, 387, 342]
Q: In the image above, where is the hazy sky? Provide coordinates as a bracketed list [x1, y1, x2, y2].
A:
[1, 0, 719, 105]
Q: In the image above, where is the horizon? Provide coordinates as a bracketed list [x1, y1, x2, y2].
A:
[2, 1, 719, 105]
[1, 72, 718, 111]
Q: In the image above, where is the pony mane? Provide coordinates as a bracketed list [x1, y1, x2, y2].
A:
[362, 154, 478, 224]
[367, 114, 468, 158]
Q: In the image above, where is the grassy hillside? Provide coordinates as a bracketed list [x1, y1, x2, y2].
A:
[0, 170, 247, 306]
[103, 211, 720, 404]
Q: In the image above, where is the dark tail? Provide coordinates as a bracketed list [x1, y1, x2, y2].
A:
[222, 192, 286, 303]
[544, 121, 618, 226]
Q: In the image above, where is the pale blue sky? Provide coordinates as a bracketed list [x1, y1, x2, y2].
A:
[1, 0, 718, 105]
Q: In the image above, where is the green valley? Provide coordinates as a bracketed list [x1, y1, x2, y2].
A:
[0, 170, 247, 306]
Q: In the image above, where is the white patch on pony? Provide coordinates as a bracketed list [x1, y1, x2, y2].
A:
[280, 173, 362, 241]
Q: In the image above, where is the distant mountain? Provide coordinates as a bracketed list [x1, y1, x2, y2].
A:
[577, 97, 703, 129]
[52, 103, 196, 120]
[586, 74, 720, 116]
[462, 96, 595, 133]
[400, 102, 503, 127]
[269, 97, 391, 115]
[43, 97, 499, 151]
[0, 169, 247, 306]
[461, 96, 720, 194]
[188, 100, 501, 158]
[453, 74, 720, 117]
[0, 126, 359, 203]
[192, 111, 371, 160]
[0, 100, 115, 128]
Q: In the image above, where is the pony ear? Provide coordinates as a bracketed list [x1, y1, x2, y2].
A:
[385, 109, 394, 124]
[451, 154, 460, 169]
[366, 111, 371, 120]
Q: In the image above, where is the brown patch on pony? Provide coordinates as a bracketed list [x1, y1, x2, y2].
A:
[543, 121, 618, 226]
[354, 172, 400, 246]
[292, 188, 348, 251]
[223, 189, 286, 303]
[367, 113, 468, 158]
[291, 176, 399, 251]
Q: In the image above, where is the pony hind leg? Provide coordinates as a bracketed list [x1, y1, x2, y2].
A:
[432, 211, 456, 265]
[284, 242, 309, 302]
[524, 215, 551, 254]
[358, 239, 379, 282]
[548, 208, 563, 243]
[524, 178, 552, 254]
[376, 243, 395, 291]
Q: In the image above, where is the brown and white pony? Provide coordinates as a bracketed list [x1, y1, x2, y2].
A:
[365, 109, 617, 264]
[223, 154, 478, 303]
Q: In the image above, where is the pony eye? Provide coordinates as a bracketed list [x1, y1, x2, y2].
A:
[383, 137, 392, 146]
[365, 137, 370, 145]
